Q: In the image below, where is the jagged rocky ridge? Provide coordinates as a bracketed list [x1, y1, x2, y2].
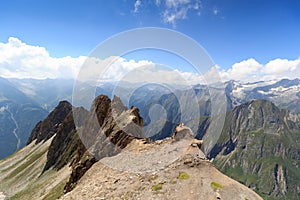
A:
[209, 99, 300, 199]
[26, 94, 145, 193]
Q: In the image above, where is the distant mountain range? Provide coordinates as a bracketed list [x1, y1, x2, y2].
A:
[225, 78, 300, 114]
[1, 77, 300, 159]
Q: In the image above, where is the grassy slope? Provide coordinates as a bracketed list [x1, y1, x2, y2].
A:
[0, 138, 71, 200]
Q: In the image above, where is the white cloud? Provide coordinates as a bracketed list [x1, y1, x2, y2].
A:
[0, 37, 213, 85]
[220, 57, 300, 82]
[146, 0, 201, 27]
[131, 0, 223, 27]
[220, 58, 263, 82]
[163, 0, 201, 26]
[134, 0, 142, 13]
[78, 56, 207, 86]
[0, 37, 86, 79]
[120, 66, 204, 85]
[263, 58, 299, 74]
[0, 37, 203, 84]
[2, 37, 299, 85]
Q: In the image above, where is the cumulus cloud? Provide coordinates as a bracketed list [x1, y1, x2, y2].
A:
[220, 58, 263, 82]
[0, 37, 207, 85]
[0, 37, 86, 79]
[2, 37, 299, 85]
[78, 56, 208, 86]
[220, 57, 300, 82]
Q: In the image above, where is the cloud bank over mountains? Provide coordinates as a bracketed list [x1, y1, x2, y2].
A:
[220, 57, 300, 83]
[0, 37, 299, 84]
[0, 37, 85, 79]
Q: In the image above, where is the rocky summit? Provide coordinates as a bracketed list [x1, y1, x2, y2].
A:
[0, 94, 263, 200]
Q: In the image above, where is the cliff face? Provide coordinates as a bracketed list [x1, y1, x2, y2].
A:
[43, 107, 88, 172]
[210, 100, 300, 199]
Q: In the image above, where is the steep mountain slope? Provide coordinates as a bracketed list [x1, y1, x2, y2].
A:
[210, 100, 300, 199]
[0, 77, 48, 159]
[0, 100, 75, 200]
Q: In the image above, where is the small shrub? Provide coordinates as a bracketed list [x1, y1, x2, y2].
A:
[177, 171, 190, 180]
[210, 181, 224, 191]
[151, 183, 163, 191]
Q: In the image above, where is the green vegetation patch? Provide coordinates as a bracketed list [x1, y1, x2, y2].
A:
[177, 171, 190, 180]
[151, 183, 163, 191]
[210, 181, 224, 191]
[4, 148, 47, 180]
[10, 169, 69, 200]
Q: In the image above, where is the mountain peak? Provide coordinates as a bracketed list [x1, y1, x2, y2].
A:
[27, 100, 72, 144]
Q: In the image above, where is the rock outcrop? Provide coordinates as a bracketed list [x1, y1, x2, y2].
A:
[63, 95, 145, 192]
[25, 94, 146, 194]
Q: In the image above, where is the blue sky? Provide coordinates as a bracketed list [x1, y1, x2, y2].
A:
[0, 0, 299, 82]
